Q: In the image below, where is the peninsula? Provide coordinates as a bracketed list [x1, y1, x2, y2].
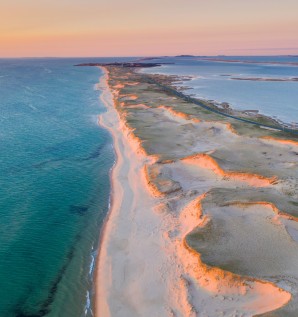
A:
[95, 64, 298, 317]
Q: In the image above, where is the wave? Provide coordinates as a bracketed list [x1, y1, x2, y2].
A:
[84, 290, 93, 317]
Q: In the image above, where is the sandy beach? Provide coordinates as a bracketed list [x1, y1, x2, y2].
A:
[95, 68, 176, 316]
[95, 65, 298, 317]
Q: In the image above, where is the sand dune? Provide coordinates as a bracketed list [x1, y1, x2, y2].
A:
[181, 153, 277, 187]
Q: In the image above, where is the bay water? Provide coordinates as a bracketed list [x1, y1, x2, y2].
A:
[143, 56, 298, 125]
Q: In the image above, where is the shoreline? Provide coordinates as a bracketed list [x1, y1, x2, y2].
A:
[140, 68, 298, 129]
[94, 65, 298, 316]
[94, 67, 118, 317]
[94, 67, 173, 316]
[180, 87, 297, 129]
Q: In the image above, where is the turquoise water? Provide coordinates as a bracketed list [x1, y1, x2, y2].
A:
[0, 58, 132, 317]
[143, 56, 298, 124]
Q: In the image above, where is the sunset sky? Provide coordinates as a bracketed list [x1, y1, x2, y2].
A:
[1, 0, 298, 57]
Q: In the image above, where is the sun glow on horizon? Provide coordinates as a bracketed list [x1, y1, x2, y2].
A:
[1, 0, 298, 57]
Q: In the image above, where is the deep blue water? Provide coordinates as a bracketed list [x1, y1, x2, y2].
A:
[0, 58, 132, 317]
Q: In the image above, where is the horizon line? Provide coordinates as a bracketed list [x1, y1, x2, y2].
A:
[0, 53, 298, 59]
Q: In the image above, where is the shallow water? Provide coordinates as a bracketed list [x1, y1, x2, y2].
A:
[143, 56, 298, 124]
[0, 58, 133, 317]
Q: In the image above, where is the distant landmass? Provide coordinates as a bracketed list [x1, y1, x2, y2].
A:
[175, 55, 196, 57]
[75, 62, 173, 68]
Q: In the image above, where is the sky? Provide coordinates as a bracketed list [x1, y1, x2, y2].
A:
[1, 0, 298, 57]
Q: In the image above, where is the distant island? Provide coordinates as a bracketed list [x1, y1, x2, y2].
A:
[200, 57, 298, 66]
[175, 54, 196, 57]
[231, 77, 298, 82]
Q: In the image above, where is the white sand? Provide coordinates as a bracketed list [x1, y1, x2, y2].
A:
[95, 68, 179, 317]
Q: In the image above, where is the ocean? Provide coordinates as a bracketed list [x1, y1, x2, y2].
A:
[0, 58, 133, 317]
[142, 56, 298, 125]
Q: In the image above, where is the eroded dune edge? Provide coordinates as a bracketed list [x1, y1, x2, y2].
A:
[95, 66, 298, 317]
